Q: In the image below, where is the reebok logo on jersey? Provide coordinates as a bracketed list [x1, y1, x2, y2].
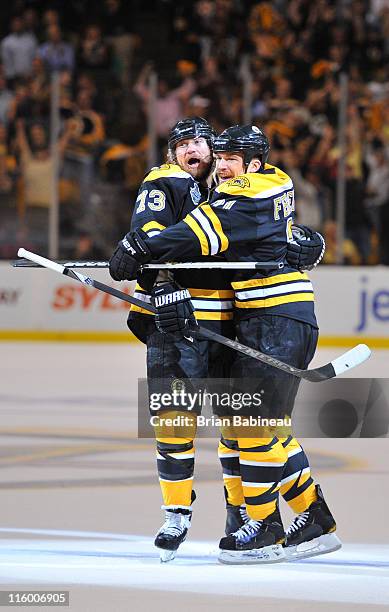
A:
[154, 289, 191, 307]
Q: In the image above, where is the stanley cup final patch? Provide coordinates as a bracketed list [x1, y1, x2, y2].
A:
[190, 183, 202, 204]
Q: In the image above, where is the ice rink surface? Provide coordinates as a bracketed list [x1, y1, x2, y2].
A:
[0, 341, 388, 611]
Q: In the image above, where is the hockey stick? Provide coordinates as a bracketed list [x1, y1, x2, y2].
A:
[12, 259, 283, 270]
[17, 248, 371, 382]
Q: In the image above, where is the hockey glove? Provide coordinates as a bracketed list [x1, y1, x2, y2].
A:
[152, 282, 198, 339]
[109, 230, 152, 281]
[286, 224, 325, 271]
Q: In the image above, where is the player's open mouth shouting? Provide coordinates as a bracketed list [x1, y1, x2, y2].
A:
[187, 156, 201, 169]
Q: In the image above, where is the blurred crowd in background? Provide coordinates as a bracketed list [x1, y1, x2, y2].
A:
[0, 0, 388, 264]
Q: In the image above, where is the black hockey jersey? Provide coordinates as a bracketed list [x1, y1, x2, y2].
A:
[127, 163, 234, 341]
[143, 164, 318, 328]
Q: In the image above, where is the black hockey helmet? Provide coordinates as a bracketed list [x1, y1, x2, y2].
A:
[213, 124, 270, 166]
[168, 116, 215, 157]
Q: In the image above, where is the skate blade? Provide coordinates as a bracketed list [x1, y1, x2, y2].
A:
[158, 548, 177, 563]
[285, 533, 342, 561]
[218, 543, 286, 565]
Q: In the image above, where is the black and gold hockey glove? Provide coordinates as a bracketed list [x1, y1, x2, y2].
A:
[286, 224, 325, 271]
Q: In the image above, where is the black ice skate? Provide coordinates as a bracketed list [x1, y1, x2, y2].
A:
[225, 503, 249, 535]
[284, 484, 342, 560]
[219, 506, 286, 564]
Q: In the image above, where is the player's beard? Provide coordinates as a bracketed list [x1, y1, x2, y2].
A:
[184, 154, 214, 182]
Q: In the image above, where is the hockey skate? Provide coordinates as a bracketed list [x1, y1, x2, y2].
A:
[225, 503, 249, 535]
[284, 484, 342, 561]
[154, 507, 193, 563]
[219, 506, 286, 564]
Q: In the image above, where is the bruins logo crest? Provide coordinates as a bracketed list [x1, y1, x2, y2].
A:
[226, 176, 250, 189]
[171, 378, 185, 394]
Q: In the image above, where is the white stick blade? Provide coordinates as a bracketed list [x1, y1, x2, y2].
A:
[17, 248, 25, 258]
[17, 248, 65, 274]
[331, 344, 371, 376]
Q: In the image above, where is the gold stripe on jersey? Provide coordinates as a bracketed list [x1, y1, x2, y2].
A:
[183, 214, 210, 255]
[130, 284, 234, 320]
[233, 271, 314, 309]
[131, 306, 233, 320]
[215, 165, 292, 200]
[193, 305, 233, 317]
[189, 287, 234, 319]
[232, 271, 310, 289]
[144, 163, 191, 183]
[141, 221, 166, 234]
[195, 311, 233, 320]
[235, 293, 314, 309]
[199, 204, 229, 252]
[187, 288, 234, 299]
[190, 208, 222, 255]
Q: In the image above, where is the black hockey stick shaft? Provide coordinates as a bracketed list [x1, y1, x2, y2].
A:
[62, 269, 322, 379]
[17, 249, 371, 382]
[67, 268, 157, 313]
[12, 258, 282, 270]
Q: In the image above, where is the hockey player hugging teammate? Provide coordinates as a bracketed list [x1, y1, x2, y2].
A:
[109, 122, 338, 564]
